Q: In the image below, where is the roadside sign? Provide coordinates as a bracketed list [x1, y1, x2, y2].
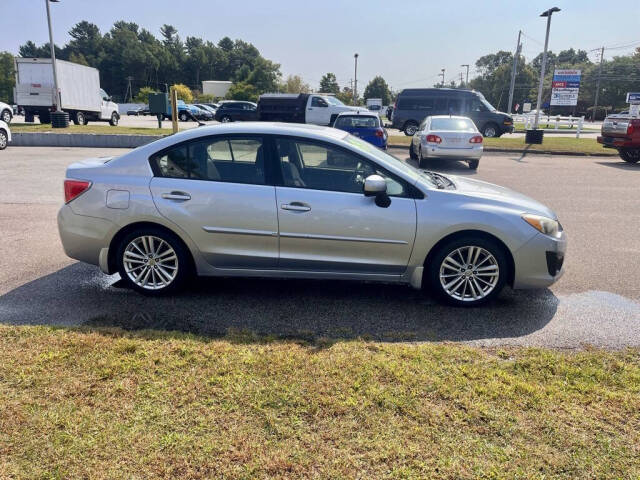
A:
[626, 92, 640, 104]
[523, 102, 531, 112]
[550, 69, 581, 106]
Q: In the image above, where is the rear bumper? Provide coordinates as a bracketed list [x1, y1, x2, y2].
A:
[422, 142, 483, 159]
[512, 230, 567, 289]
[57, 205, 115, 267]
[597, 135, 636, 149]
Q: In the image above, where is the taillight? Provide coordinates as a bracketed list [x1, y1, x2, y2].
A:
[469, 135, 483, 144]
[375, 128, 384, 138]
[64, 179, 91, 203]
[426, 134, 442, 143]
[627, 119, 640, 135]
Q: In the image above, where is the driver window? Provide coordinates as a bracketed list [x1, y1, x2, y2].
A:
[311, 96, 328, 107]
[275, 138, 406, 196]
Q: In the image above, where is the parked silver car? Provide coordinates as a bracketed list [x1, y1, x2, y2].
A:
[58, 123, 566, 306]
[410, 116, 483, 170]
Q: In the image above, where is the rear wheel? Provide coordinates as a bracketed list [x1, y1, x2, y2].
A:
[116, 228, 190, 295]
[409, 142, 418, 160]
[418, 146, 428, 169]
[468, 159, 479, 170]
[39, 112, 51, 124]
[0, 129, 8, 150]
[403, 121, 418, 136]
[74, 111, 87, 126]
[179, 112, 189, 122]
[619, 148, 640, 164]
[220, 115, 232, 123]
[1, 109, 11, 124]
[427, 235, 508, 307]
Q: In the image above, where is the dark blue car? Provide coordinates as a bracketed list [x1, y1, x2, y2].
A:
[333, 112, 388, 149]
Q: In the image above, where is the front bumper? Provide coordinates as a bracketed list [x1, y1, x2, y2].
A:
[422, 142, 483, 159]
[58, 205, 115, 268]
[512, 230, 567, 289]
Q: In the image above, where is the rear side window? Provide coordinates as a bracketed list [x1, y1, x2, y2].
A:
[397, 96, 433, 111]
[334, 116, 379, 128]
[150, 137, 265, 185]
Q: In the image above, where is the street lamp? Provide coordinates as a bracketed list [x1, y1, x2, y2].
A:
[353, 53, 359, 106]
[461, 64, 469, 86]
[45, 0, 61, 112]
[533, 7, 561, 132]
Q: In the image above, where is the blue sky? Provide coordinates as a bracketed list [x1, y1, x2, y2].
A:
[1, 0, 639, 92]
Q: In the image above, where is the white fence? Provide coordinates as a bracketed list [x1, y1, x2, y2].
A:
[513, 114, 585, 138]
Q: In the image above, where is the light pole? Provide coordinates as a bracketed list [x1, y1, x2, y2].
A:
[440, 68, 445, 87]
[460, 64, 469, 86]
[353, 53, 359, 106]
[507, 30, 522, 114]
[45, 0, 61, 112]
[533, 7, 560, 130]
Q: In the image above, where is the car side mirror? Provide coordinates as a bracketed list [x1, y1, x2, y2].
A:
[364, 174, 391, 208]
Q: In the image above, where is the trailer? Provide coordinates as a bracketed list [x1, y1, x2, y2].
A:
[14, 57, 119, 125]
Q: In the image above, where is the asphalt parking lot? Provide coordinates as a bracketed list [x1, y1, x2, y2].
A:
[0, 146, 639, 348]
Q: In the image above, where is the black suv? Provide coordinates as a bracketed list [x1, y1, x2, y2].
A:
[214, 101, 259, 122]
[391, 88, 513, 137]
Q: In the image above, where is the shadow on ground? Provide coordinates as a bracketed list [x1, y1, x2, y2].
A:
[595, 161, 640, 171]
[0, 263, 558, 343]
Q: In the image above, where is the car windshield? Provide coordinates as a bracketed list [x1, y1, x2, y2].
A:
[334, 116, 379, 128]
[342, 134, 439, 188]
[477, 94, 496, 112]
[325, 96, 344, 106]
[430, 118, 476, 131]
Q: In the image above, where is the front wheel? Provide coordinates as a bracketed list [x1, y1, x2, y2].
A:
[427, 236, 508, 307]
[403, 121, 418, 136]
[1, 109, 12, 124]
[0, 129, 8, 150]
[619, 148, 640, 164]
[482, 123, 499, 138]
[116, 228, 190, 295]
[179, 112, 189, 122]
[109, 112, 119, 126]
[220, 115, 232, 123]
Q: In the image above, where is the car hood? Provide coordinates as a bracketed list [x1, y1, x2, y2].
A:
[445, 175, 556, 219]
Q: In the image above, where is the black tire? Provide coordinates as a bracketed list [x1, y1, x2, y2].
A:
[409, 142, 418, 160]
[619, 149, 640, 164]
[116, 227, 191, 296]
[426, 235, 508, 307]
[418, 147, 428, 169]
[468, 159, 479, 170]
[73, 111, 87, 126]
[482, 122, 499, 138]
[109, 112, 119, 126]
[403, 121, 418, 136]
[1, 109, 11, 124]
[39, 112, 51, 124]
[0, 129, 8, 150]
[220, 115, 232, 123]
[179, 112, 189, 122]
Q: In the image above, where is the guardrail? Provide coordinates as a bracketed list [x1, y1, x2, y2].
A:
[513, 114, 586, 138]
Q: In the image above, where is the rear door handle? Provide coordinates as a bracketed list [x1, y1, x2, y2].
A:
[161, 191, 191, 201]
[281, 202, 311, 212]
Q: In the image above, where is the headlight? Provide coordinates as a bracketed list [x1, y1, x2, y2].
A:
[522, 214, 562, 237]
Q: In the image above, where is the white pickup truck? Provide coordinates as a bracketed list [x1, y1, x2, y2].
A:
[14, 57, 119, 126]
[257, 93, 367, 126]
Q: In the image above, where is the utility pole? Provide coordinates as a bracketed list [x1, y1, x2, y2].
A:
[592, 46, 605, 121]
[459, 72, 463, 87]
[507, 30, 522, 114]
[45, 0, 61, 112]
[440, 68, 445, 87]
[124, 76, 134, 103]
[353, 53, 359, 106]
[460, 64, 469, 86]
[534, 7, 560, 130]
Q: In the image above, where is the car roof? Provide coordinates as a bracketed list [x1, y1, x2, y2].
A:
[428, 115, 473, 120]
[335, 111, 379, 117]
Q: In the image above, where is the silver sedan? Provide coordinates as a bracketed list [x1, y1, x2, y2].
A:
[58, 122, 566, 306]
[410, 115, 483, 170]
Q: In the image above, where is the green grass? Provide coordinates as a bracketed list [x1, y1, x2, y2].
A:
[513, 122, 599, 132]
[388, 135, 616, 155]
[10, 123, 173, 135]
[1, 325, 638, 479]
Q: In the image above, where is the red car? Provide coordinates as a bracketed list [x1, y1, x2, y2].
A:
[597, 115, 640, 163]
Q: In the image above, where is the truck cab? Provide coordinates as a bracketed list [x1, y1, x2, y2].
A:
[305, 94, 367, 126]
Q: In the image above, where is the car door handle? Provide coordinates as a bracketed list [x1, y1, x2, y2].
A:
[161, 191, 191, 201]
[281, 202, 311, 212]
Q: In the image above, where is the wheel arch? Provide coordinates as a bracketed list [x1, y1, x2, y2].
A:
[107, 221, 196, 275]
[422, 229, 515, 287]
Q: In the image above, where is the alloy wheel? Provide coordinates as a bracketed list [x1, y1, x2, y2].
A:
[1, 111, 10, 123]
[0, 131, 7, 149]
[123, 235, 178, 290]
[439, 246, 499, 302]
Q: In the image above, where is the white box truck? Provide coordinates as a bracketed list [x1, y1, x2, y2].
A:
[14, 58, 119, 126]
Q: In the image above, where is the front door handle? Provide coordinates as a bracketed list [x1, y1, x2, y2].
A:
[161, 191, 191, 201]
[281, 202, 311, 212]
